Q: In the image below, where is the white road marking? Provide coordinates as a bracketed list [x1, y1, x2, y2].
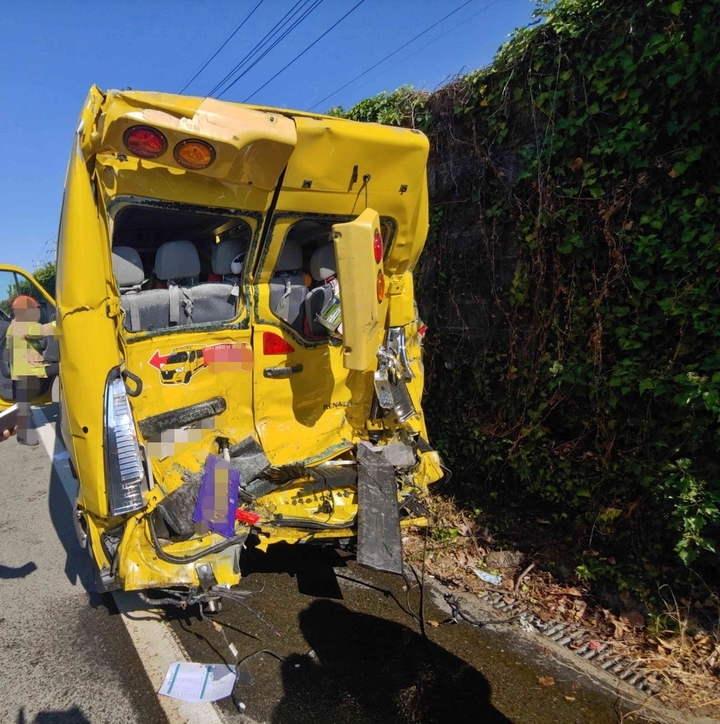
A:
[34, 407, 227, 724]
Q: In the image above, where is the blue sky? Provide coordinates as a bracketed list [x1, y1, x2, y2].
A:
[0, 0, 536, 275]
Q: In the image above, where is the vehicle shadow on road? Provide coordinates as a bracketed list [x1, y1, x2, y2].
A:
[273, 598, 512, 724]
[43, 406, 110, 610]
[241, 541, 347, 599]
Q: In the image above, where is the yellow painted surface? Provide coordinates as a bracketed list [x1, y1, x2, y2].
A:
[51, 87, 435, 591]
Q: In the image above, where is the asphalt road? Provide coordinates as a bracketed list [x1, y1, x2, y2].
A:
[0, 404, 632, 724]
[0, 405, 167, 724]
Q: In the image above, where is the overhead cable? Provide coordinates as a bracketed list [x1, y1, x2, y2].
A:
[243, 0, 367, 103]
[207, 0, 311, 97]
[308, 0, 481, 111]
[332, 0, 503, 101]
[212, 0, 327, 99]
[179, 0, 265, 94]
[217, 0, 326, 98]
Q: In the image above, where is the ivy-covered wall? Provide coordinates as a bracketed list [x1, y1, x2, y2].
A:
[334, 0, 720, 594]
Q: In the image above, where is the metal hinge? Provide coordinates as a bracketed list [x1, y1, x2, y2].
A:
[106, 298, 122, 318]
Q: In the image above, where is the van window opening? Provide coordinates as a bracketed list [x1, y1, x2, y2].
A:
[264, 214, 397, 338]
[109, 203, 258, 334]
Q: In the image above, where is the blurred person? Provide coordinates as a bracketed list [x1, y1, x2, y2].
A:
[7, 295, 55, 446]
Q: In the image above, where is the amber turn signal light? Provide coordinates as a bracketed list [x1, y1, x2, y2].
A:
[123, 125, 167, 159]
[174, 139, 216, 170]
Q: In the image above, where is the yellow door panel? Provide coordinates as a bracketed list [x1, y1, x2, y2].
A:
[332, 208, 389, 371]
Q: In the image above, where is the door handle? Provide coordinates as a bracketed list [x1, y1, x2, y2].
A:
[263, 364, 303, 378]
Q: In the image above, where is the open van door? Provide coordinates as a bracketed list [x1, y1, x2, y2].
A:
[332, 208, 389, 371]
[0, 265, 58, 420]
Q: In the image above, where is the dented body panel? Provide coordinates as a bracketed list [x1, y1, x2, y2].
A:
[56, 87, 440, 595]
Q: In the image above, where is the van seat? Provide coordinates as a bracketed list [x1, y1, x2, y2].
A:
[112, 246, 145, 293]
[156, 241, 200, 326]
[112, 245, 157, 332]
[118, 241, 199, 332]
[304, 243, 338, 337]
[269, 240, 309, 331]
[191, 238, 246, 325]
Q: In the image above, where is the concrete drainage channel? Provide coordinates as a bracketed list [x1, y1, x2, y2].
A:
[428, 580, 716, 724]
[470, 587, 661, 694]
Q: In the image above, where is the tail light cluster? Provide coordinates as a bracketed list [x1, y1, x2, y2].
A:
[122, 125, 216, 170]
[373, 228, 385, 303]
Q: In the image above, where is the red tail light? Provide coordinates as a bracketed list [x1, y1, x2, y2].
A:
[373, 229, 383, 263]
[263, 331, 295, 355]
[123, 125, 167, 159]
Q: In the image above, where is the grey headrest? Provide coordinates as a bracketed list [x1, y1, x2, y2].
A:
[112, 246, 144, 289]
[275, 240, 302, 273]
[212, 238, 248, 276]
[155, 241, 200, 281]
[310, 243, 336, 282]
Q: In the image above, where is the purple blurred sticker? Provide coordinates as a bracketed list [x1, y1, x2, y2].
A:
[193, 454, 240, 538]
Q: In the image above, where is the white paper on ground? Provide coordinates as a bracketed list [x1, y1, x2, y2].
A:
[158, 662, 237, 702]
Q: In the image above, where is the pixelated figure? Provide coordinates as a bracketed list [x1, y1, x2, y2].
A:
[7, 295, 56, 446]
[194, 454, 240, 537]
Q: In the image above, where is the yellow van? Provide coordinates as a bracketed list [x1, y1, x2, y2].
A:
[17, 87, 443, 602]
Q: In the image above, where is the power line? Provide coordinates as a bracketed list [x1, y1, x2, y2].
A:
[243, 0, 367, 103]
[334, 0, 503, 101]
[207, 0, 310, 97]
[308, 0, 480, 111]
[179, 0, 266, 94]
[217, 0, 326, 98]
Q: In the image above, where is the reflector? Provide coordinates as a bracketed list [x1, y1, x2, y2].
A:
[263, 331, 295, 355]
[123, 125, 167, 159]
[377, 271, 385, 302]
[373, 229, 383, 263]
[174, 139, 216, 170]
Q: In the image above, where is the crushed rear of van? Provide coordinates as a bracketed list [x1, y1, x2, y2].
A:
[56, 87, 442, 601]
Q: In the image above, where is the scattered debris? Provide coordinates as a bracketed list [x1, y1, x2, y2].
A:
[467, 566, 503, 586]
[158, 662, 237, 702]
[538, 676, 555, 687]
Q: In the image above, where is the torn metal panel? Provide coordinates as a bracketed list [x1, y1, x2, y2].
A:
[227, 436, 271, 484]
[356, 444, 403, 575]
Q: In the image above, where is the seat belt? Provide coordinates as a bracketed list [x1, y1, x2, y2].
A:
[168, 281, 194, 324]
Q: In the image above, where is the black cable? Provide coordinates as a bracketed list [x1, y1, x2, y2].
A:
[243, 0, 367, 103]
[179, 0, 266, 94]
[148, 513, 249, 564]
[308, 0, 485, 111]
[207, 0, 309, 97]
[324, 0, 504, 104]
[218, 0, 326, 98]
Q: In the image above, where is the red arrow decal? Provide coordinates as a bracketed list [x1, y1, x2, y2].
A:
[149, 350, 170, 370]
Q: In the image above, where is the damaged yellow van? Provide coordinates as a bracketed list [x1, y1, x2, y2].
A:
[55, 87, 442, 603]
